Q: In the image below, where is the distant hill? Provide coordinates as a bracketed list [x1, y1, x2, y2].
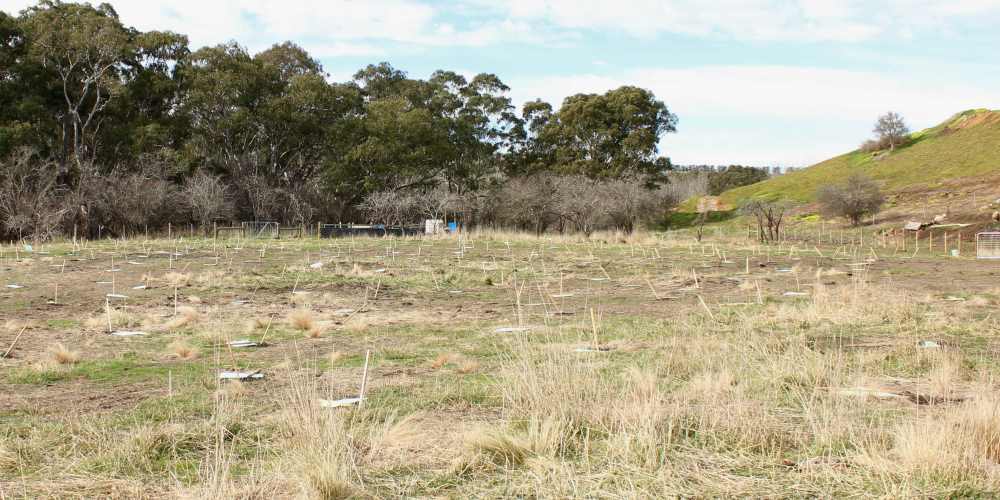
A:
[716, 109, 1000, 207]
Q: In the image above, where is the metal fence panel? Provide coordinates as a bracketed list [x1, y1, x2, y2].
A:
[977, 232, 1000, 259]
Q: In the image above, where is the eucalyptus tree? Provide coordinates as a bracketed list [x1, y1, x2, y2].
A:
[179, 41, 359, 221]
[539, 86, 677, 182]
[326, 63, 519, 209]
[19, 1, 186, 174]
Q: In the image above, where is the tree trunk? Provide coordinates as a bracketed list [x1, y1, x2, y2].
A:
[59, 114, 71, 184]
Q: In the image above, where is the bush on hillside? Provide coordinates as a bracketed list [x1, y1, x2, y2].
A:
[707, 166, 770, 195]
[817, 173, 885, 226]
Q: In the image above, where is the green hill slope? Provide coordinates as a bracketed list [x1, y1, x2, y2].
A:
[719, 109, 1000, 206]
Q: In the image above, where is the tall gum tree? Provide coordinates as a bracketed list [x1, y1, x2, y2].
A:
[20, 1, 186, 176]
[541, 86, 677, 183]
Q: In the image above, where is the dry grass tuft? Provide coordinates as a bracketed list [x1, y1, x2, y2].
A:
[287, 308, 316, 331]
[463, 428, 532, 467]
[328, 351, 345, 364]
[373, 412, 426, 453]
[878, 395, 1000, 481]
[290, 293, 312, 306]
[462, 417, 567, 469]
[165, 306, 200, 330]
[430, 353, 479, 373]
[305, 326, 324, 339]
[162, 272, 191, 286]
[49, 343, 79, 365]
[0, 442, 17, 472]
[168, 340, 198, 360]
[430, 352, 457, 369]
[927, 353, 967, 397]
[83, 310, 144, 331]
[457, 359, 480, 374]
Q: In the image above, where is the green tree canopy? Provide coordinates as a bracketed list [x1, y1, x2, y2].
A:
[0, 2, 682, 234]
[536, 86, 677, 182]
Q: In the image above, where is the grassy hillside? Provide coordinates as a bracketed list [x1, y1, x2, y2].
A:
[718, 109, 1000, 206]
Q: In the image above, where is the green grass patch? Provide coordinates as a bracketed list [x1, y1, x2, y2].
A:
[717, 109, 1000, 206]
[6, 354, 210, 385]
[46, 319, 81, 330]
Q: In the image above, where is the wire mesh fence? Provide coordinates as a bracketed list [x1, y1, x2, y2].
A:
[977, 232, 1000, 259]
[242, 221, 279, 239]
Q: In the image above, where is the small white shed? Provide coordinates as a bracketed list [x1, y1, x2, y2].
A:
[425, 219, 445, 235]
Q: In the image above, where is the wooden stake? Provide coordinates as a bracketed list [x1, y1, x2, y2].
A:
[105, 297, 113, 333]
[358, 350, 371, 406]
[697, 295, 715, 321]
[2, 326, 27, 358]
[590, 308, 600, 349]
[257, 313, 276, 345]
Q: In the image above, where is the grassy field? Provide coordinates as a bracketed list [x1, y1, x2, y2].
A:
[715, 109, 1000, 206]
[3, 228, 1000, 498]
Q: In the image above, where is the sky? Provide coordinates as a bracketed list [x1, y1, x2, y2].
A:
[4, 0, 1000, 167]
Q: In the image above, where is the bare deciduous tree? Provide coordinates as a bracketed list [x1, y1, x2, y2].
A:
[357, 191, 416, 230]
[0, 148, 66, 240]
[741, 200, 789, 243]
[497, 174, 562, 235]
[183, 172, 233, 232]
[873, 111, 909, 151]
[604, 178, 676, 234]
[554, 176, 605, 236]
[236, 173, 283, 222]
[410, 185, 460, 221]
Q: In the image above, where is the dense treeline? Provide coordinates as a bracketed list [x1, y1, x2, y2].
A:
[0, 1, 680, 240]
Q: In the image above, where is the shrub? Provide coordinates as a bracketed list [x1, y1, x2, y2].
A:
[707, 165, 770, 195]
[0, 148, 66, 240]
[817, 173, 885, 226]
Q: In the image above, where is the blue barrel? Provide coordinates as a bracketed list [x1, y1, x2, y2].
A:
[448, 221, 458, 233]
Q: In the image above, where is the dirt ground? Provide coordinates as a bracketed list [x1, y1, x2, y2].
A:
[2, 229, 1000, 498]
[3, 233, 998, 417]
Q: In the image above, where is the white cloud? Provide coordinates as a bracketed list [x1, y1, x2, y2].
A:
[0, 0, 541, 54]
[489, 0, 1000, 42]
[6, 0, 1000, 51]
[508, 65, 1000, 165]
[511, 66, 996, 122]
